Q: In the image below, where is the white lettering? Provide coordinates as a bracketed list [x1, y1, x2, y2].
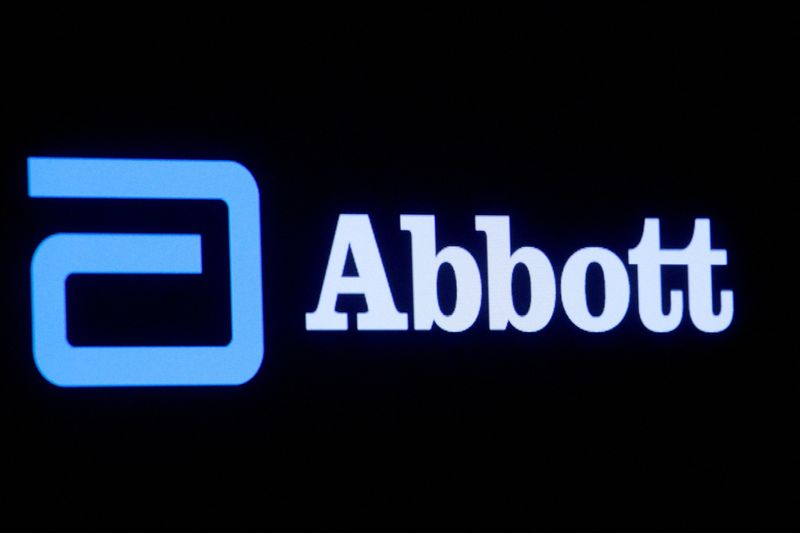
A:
[305, 214, 408, 331]
[400, 215, 482, 332]
[306, 215, 733, 334]
[475, 215, 556, 332]
[561, 247, 630, 332]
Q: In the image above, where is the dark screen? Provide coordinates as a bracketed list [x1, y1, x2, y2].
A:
[0, 12, 789, 523]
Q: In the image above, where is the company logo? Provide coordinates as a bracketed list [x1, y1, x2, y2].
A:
[29, 157, 264, 387]
[306, 215, 733, 334]
[27, 157, 734, 388]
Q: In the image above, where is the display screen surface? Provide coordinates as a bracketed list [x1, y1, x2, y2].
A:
[1, 23, 784, 517]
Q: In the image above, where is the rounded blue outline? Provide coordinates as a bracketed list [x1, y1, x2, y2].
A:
[29, 157, 265, 386]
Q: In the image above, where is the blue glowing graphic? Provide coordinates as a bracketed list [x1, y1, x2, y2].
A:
[29, 157, 264, 387]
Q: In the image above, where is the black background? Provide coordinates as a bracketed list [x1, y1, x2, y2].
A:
[0, 8, 791, 524]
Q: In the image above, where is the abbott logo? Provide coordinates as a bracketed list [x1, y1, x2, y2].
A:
[29, 158, 264, 387]
[26, 157, 734, 386]
[306, 215, 733, 333]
